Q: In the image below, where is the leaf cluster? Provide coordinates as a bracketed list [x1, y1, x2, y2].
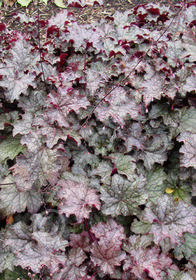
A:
[0, 2, 196, 279]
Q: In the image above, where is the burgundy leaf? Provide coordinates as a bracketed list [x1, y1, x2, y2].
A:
[57, 179, 101, 223]
[96, 86, 140, 127]
[46, 88, 90, 126]
[90, 219, 126, 275]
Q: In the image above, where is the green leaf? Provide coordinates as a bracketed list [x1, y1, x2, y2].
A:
[16, 0, 32, 8]
[0, 266, 32, 280]
[0, 162, 8, 181]
[54, 0, 66, 8]
[131, 219, 151, 234]
[163, 159, 192, 203]
[123, 234, 153, 252]
[176, 233, 196, 259]
[172, 184, 192, 204]
[87, 127, 117, 156]
[61, 171, 88, 184]
[145, 166, 167, 203]
[72, 150, 99, 176]
[112, 153, 136, 181]
[179, 107, 196, 133]
[164, 269, 194, 280]
[185, 233, 196, 256]
[166, 40, 186, 68]
[137, 125, 173, 170]
[100, 174, 148, 217]
[149, 103, 180, 134]
[0, 113, 10, 130]
[90, 161, 113, 185]
[0, 230, 15, 273]
[0, 135, 25, 163]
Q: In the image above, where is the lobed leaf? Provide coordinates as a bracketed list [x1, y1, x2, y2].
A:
[143, 195, 196, 245]
[57, 179, 101, 223]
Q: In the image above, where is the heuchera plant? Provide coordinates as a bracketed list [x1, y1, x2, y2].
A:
[0, 1, 196, 279]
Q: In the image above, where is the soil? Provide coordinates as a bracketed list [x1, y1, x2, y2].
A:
[1, 0, 181, 34]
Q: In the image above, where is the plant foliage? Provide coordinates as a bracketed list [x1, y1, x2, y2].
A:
[0, 1, 196, 279]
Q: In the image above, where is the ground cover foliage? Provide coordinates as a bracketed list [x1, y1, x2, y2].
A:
[0, 1, 196, 279]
